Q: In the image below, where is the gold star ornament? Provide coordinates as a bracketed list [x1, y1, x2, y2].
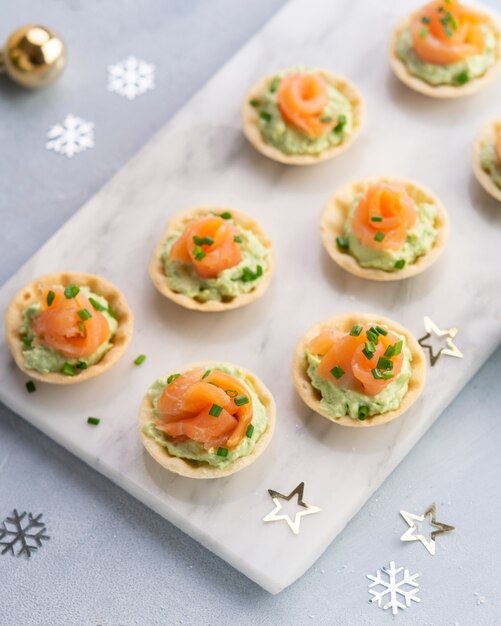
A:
[263, 482, 321, 535]
[400, 503, 455, 555]
[418, 316, 464, 366]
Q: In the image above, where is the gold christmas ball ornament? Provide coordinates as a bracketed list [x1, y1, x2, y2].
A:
[1, 25, 66, 88]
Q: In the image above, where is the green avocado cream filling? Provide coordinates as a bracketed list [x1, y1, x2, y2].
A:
[306, 331, 412, 420]
[340, 196, 438, 272]
[396, 26, 497, 86]
[143, 364, 268, 468]
[253, 66, 353, 156]
[20, 286, 118, 375]
[480, 142, 501, 189]
[163, 219, 268, 303]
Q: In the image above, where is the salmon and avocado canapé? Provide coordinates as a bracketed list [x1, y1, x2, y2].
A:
[292, 314, 426, 427]
[149, 207, 274, 311]
[242, 67, 364, 165]
[391, 0, 501, 96]
[321, 177, 448, 281]
[473, 119, 501, 201]
[139, 363, 276, 478]
[5, 273, 133, 384]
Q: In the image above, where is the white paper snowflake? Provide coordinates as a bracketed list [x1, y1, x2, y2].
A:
[367, 561, 420, 615]
[107, 56, 155, 100]
[0, 509, 50, 558]
[46, 114, 94, 158]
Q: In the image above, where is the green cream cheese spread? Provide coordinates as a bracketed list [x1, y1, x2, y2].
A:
[253, 67, 353, 156]
[480, 142, 501, 189]
[396, 26, 497, 86]
[20, 286, 117, 374]
[163, 219, 268, 303]
[143, 364, 268, 468]
[342, 197, 438, 272]
[306, 332, 412, 420]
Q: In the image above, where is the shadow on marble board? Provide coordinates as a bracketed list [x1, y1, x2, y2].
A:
[467, 173, 501, 225]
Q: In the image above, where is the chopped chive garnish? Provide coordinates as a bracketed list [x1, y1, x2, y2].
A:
[394, 259, 406, 270]
[235, 394, 249, 406]
[350, 325, 363, 337]
[240, 265, 263, 282]
[64, 284, 80, 299]
[362, 342, 376, 360]
[22, 335, 33, 349]
[25, 381, 36, 393]
[384, 344, 395, 358]
[371, 368, 384, 380]
[202, 369, 211, 379]
[76, 361, 88, 370]
[377, 356, 393, 371]
[336, 236, 349, 251]
[375, 326, 388, 336]
[454, 70, 469, 85]
[167, 373, 181, 384]
[134, 354, 146, 366]
[333, 114, 347, 133]
[370, 215, 383, 222]
[225, 389, 238, 398]
[421, 15, 431, 24]
[366, 328, 379, 344]
[62, 363, 75, 376]
[217, 447, 229, 457]
[87, 417, 100, 426]
[260, 111, 272, 123]
[330, 365, 345, 380]
[249, 98, 260, 107]
[209, 403, 223, 417]
[393, 340, 403, 356]
[46, 290, 55, 307]
[106, 306, 116, 319]
[269, 77, 280, 93]
[88, 297, 106, 312]
[246, 424, 254, 438]
[320, 115, 333, 123]
[382, 371, 394, 380]
[219, 211, 232, 220]
[234, 236, 243, 243]
[77, 308, 92, 321]
[374, 231, 385, 242]
[358, 405, 369, 421]
[419, 26, 429, 38]
[77, 321, 86, 335]
[193, 235, 214, 246]
[193, 245, 206, 261]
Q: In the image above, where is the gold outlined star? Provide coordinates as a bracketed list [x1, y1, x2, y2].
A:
[400, 503, 455, 555]
[418, 316, 464, 366]
[263, 482, 321, 535]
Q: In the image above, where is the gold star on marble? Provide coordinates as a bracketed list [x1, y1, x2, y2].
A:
[400, 503, 455, 555]
[418, 316, 464, 366]
[263, 482, 321, 535]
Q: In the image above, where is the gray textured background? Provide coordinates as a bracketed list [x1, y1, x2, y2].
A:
[1, 1, 500, 624]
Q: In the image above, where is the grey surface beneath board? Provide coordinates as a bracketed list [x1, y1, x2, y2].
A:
[0, 0, 500, 624]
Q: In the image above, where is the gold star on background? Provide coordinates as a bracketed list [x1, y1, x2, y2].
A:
[263, 482, 321, 535]
[418, 316, 464, 366]
[400, 502, 455, 555]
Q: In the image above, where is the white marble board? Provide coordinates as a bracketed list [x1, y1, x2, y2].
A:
[1, 0, 500, 594]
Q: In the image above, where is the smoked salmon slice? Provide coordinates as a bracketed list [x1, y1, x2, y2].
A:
[277, 73, 337, 138]
[155, 368, 254, 450]
[169, 216, 242, 279]
[411, 0, 488, 66]
[31, 286, 110, 358]
[350, 182, 416, 250]
[308, 324, 404, 396]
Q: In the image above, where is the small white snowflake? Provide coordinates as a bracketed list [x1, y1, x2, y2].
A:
[46, 114, 94, 158]
[107, 56, 155, 100]
[367, 561, 420, 615]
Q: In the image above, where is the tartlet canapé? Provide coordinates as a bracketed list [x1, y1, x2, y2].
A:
[472, 117, 501, 201]
[5, 272, 133, 384]
[241, 66, 365, 165]
[292, 314, 426, 427]
[149, 206, 274, 312]
[389, 0, 501, 98]
[321, 177, 448, 281]
[138, 362, 276, 478]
